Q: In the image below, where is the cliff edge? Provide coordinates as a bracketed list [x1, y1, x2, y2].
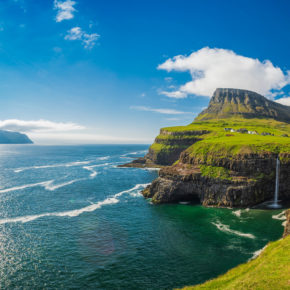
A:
[122, 88, 290, 207]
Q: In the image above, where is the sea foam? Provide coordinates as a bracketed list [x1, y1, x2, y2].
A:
[14, 160, 92, 173]
[272, 211, 286, 221]
[0, 183, 150, 224]
[212, 221, 255, 239]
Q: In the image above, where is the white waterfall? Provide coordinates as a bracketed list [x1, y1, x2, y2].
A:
[273, 157, 280, 206]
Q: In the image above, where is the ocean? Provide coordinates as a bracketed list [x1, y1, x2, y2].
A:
[0, 145, 285, 289]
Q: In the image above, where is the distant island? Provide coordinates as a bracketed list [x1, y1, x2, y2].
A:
[121, 88, 290, 208]
[0, 130, 33, 144]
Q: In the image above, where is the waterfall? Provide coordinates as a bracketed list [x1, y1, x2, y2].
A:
[273, 157, 280, 207]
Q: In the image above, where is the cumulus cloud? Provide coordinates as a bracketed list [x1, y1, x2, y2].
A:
[54, 0, 77, 22]
[158, 47, 290, 98]
[65, 27, 100, 48]
[160, 91, 187, 99]
[275, 97, 290, 106]
[0, 119, 85, 133]
[130, 106, 191, 115]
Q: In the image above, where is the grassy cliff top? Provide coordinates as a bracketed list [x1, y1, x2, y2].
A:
[180, 235, 290, 290]
[157, 118, 290, 158]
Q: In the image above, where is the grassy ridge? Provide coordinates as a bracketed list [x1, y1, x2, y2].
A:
[181, 235, 290, 290]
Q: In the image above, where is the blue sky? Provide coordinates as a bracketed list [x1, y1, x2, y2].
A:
[0, 0, 290, 144]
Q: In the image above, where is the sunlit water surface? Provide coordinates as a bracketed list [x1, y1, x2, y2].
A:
[0, 145, 285, 289]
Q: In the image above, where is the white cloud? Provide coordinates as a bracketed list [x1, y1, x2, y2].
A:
[160, 90, 187, 99]
[131, 106, 191, 115]
[65, 27, 100, 49]
[158, 47, 290, 98]
[0, 119, 84, 133]
[275, 97, 290, 106]
[54, 0, 77, 22]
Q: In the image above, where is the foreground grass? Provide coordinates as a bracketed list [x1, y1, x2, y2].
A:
[181, 235, 290, 290]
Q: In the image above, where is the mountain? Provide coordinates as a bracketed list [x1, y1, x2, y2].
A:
[196, 88, 290, 123]
[121, 88, 290, 207]
[0, 130, 33, 144]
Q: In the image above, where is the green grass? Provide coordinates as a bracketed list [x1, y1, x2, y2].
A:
[151, 118, 290, 162]
[199, 165, 232, 180]
[180, 235, 290, 290]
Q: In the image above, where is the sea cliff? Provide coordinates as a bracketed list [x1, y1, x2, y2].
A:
[122, 88, 290, 207]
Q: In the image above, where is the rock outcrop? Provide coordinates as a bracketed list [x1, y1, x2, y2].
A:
[143, 152, 290, 207]
[196, 88, 290, 123]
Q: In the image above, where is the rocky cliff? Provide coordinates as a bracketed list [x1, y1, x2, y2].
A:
[196, 88, 290, 123]
[0, 130, 33, 144]
[124, 88, 290, 207]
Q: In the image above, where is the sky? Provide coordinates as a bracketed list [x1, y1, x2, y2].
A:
[0, 0, 290, 144]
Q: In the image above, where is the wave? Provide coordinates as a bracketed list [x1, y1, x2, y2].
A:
[212, 221, 255, 239]
[0, 178, 86, 194]
[249, 245, 268, 261]
[0, 183, 151, 224]
[14, 160, 92, 173]
[44, 179, 86, 191]
[83, 165, 98, 178]
[232, 210, 242, 217]
[0, 197, 119, 224]
[0, 181, 53, 194]
[97, 156, 110, 160]
[272, 211, 286, 221]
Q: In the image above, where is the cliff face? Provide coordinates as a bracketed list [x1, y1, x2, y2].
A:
[196, 88, 290, 123]
[123, 88, 290, 207]
[143, 152, 290, 207]
[0, 130, 33, 144]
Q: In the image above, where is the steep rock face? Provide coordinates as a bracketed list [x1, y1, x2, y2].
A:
[0, 130, 33, 144]
[120, 129, 210, 167]
[196, 88, 290, 123]
[143, 153, 290, 207]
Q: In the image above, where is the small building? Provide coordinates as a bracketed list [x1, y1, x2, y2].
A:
[248, 130, 258, 135]
[230, 129, 236, 133]
[237, 128, 248, 134]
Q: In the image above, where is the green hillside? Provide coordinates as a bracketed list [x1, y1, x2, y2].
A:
[180, 235, 290, 290]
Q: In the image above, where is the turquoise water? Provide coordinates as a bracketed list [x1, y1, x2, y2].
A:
[0, 145, 285, 289]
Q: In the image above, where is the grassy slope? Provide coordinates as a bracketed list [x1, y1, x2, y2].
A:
[150, 118, 290, 162]
[181, 235, 290, 290]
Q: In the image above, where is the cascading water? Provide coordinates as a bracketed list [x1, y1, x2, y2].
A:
[274, 157, 280, 206]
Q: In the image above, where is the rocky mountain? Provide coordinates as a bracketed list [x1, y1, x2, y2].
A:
[0, 130, 33, 144]
[121, 88, 290, 207]
[196, 88, 290, 122]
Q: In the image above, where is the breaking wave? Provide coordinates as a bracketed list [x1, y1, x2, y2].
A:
[212, 221, 255, 239]
[232, 210, 242, 217]
[272, 211, 286, 221]
[14, 160, 92, 173]
[249, 245, 268, 261]
[0, 183, 150, 224]
[0, 181, 53, 194]
[0, 178, 86, 194]
[83, 165, 98, 178]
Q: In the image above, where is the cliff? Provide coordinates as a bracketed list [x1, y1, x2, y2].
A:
[123, 88, 290, 207]
[196, 88, 290, 123]
[0, 130, 33, 144]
